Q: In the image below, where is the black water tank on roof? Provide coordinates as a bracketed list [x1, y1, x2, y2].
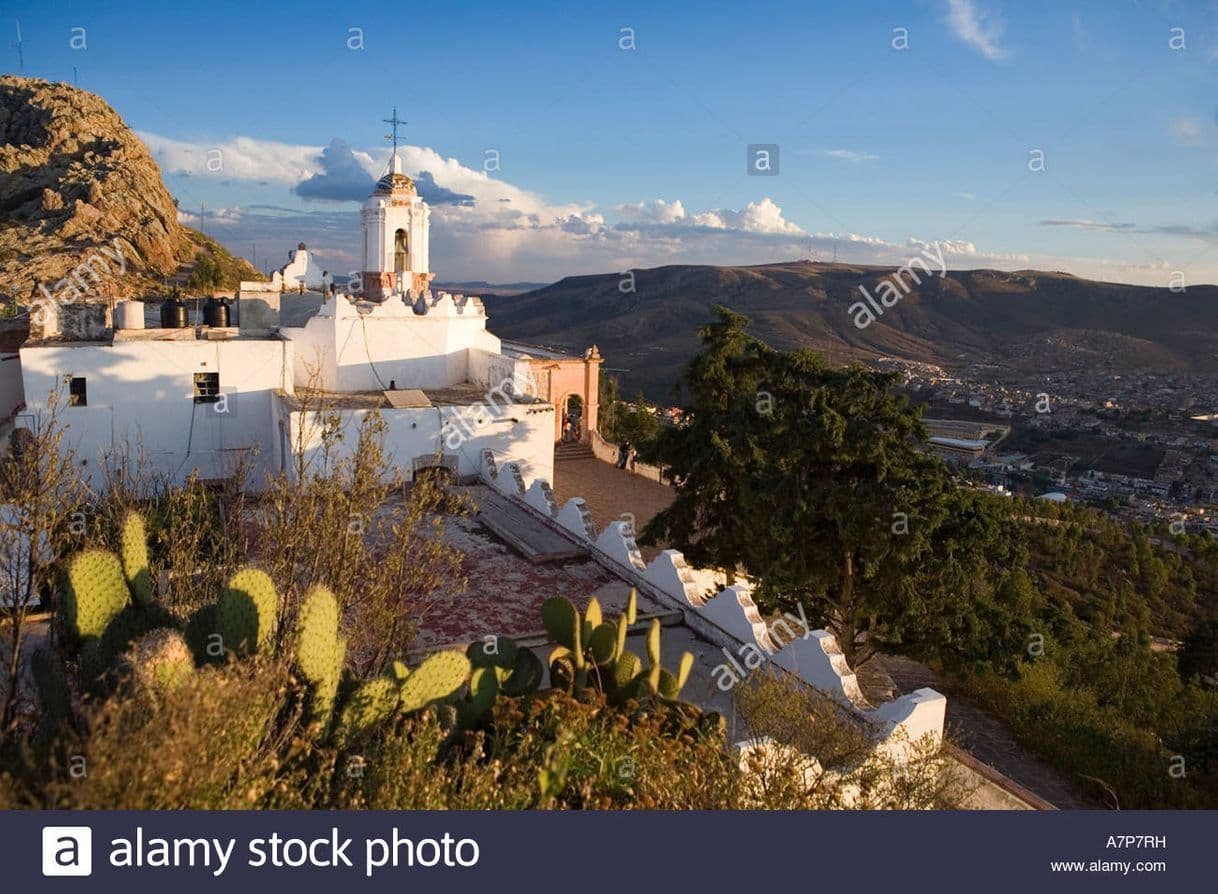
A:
[202, 296, 230, 328]
[160, 295, 188, 328]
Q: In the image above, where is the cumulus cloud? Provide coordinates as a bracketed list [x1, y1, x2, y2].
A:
[614, 197, 803, 235]
[140, 132, 1171, 284]
[614, 198, 687, 224]
[293, 138, 376, 201]
[140, 132, 324, 182]
[944, 0, 1009, 60]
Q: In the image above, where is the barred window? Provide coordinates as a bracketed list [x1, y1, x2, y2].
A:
[193, 372, 220, 403]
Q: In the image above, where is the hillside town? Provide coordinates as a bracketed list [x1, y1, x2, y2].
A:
[870, 356, 1218, 532]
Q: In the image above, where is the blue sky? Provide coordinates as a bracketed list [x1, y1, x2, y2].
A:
[6, 0, 1218, 285]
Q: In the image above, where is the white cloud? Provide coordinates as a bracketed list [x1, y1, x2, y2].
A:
[140, 132, 329, 182]
[944, 0, 1009, 60]
[140, 132, 1184, 286]
[176, 206, 241, 226]
[614, 198, 687, 224]
[1168, 117, 1205, 146]
[822, 149, 879, 163]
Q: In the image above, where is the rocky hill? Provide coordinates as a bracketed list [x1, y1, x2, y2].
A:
[482, 262, 1218, 398]
[0, 76, 258, 304]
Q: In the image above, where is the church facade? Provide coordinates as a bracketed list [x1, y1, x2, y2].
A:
[15, 147, 601, 492]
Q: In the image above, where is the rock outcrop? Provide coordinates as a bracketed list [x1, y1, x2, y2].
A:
[0, 76, 196, 302]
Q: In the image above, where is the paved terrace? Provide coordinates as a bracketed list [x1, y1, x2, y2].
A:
[552, 455, 675, 562]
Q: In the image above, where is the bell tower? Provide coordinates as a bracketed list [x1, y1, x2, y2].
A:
[360, 109, 432, 300]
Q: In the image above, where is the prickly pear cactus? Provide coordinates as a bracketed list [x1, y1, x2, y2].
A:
[294, 585, 342, 725]
[467, 635, 519, 670]
[398, 650, 470, 714]
[587, 623, 618, 667]
[127, 628, 194, 692]
[295, 585, 339, 681]
[97, 602, 177, 667]
[184, 603, 221, 665]
[646, 618, 661, 668]
[216, 567, 278, 656]
[502, 646, 543, 696]
[336, 676, 399, 745]
[541, 597, 580, 653]
[63, 549, 130, 640]
[120, 511, 154, 606]
[456, 665, 499, 730]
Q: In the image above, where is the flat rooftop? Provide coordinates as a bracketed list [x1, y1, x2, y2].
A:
[276, 382, 549, 411]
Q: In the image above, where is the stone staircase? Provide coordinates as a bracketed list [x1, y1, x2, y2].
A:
[554, 441, 594, 461]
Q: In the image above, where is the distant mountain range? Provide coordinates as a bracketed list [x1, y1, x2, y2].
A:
[481, 261, 1218, 399]
[434, 280, 550, 297]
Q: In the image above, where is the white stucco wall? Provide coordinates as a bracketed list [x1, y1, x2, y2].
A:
[0, 353, 25, 420]
[281, 293, 502, 392]
[281, 399, 554, 485]
[469, 347, 538, 398]
[278, 247, 326, 290]
[19, 337, 293, 487]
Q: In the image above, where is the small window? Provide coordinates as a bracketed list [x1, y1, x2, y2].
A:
[193, 372, 220, 403]
[68, 376, 87, 407]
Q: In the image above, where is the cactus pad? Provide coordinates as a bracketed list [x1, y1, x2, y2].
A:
[587, 623, 618, 667]
[336, 676, 399, 744]
[646, 618, 661, 667]
[295, 585, 339, 682]
[119, 511, 154, 606]
[216, 567, 278, 656]
[398, 650, 470, 714]
[63, 549, 130, 640]
[541, 596, 580, 651]
[466, 635, 519, 670]
[502, 646, 544, 696]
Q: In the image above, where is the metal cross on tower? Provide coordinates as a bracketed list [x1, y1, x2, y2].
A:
[383, 107, 406, 155]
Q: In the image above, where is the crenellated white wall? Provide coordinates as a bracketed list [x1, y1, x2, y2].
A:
[476, 447, 947, 761]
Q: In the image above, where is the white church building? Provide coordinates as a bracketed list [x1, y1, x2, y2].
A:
[15, 149, 593, 491]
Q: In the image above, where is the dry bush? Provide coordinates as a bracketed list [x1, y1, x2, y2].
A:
[0, 388, 85, 727]
[255, 401, 467, 674]
[26, 659, 293, 809]
[329, 692, 744, 810]
[735, 669, 969, 809]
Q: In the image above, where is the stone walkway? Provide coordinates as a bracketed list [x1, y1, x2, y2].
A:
[552, 456, 675, 562]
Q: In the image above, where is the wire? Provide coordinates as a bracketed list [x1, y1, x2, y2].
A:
[357, 310, 390, 391]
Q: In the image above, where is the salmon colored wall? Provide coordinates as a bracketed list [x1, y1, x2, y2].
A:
[529, 348, 600, 442]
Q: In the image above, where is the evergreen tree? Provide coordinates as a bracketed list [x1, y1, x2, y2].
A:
[642, 307, 1032, 668]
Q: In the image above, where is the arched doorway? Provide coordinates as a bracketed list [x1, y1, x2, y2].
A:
[393, 228, 409, 274]
[560, 394, 583, 443]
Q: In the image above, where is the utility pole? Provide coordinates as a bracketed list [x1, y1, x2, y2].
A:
[200, 201, 205, 237]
